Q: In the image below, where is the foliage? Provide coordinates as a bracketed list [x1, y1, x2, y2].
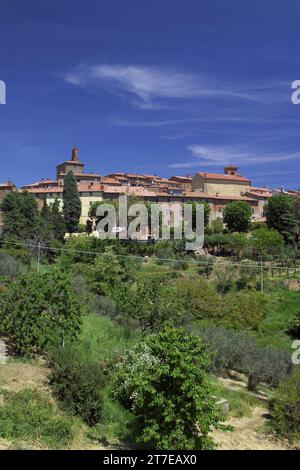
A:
[0, 190, 51, 245]
[236, 260, 259, 290]
[49, 345, 105, 426]
[0, 267, 82, 355]
[222, 291, 267, 330]
[41, 199, 66, 241]
[250, 226, 284, 258]
[266, 194, 298, 243]
[210, 217, 224, 234]
[80, 314, 140, 363]
[223, 201, 252, 233]
[269, 368, 300, 439]
[0, 252, 23, 278]
[91, 247, 138, 295]
[198, 325, 292, 391]
[113, 277, 180, 331]
[204, 232, 248, 257]
[212, 258, 237, 293]
[169, 275, 222, 322]
[63, 171, 81, 233]
[0, 247, 32, 265]
[0, 388, 72, 448]
[286, 312, 300, 339]
[114, 327, 222, 450]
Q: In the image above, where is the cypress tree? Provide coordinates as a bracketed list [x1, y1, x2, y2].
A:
[63, 171, 81, 233]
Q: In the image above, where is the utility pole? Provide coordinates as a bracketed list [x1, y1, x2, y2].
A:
[37, 242, 41, 274]
[260, 256, 264, 293]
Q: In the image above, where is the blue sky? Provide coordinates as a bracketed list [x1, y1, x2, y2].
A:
[0, 0, 299, 188]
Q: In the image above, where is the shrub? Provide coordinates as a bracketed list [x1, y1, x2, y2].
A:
[0, 252, 23, 278]
[0, 247, 31, 265]
[250, 226, 284, 258]
[204, 233, 248, 257]
[49, 345, 105, 426]
[114, 327, 222, 450]
[167, 275, 223, 323]
[269, 369, 300, 439]
[0, 267, 82, 355]
[286, 313, 300, 339]
[222, 291, 267, 330]
[91, 247, 138, 295]
[0, 388, 72, 449]
[198, 325, 292, 391]
[113, 278, 178, 331]
[212, 259, 237, 293]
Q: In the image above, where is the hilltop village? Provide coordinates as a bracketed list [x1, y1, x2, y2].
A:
[1, 145, 299, 226]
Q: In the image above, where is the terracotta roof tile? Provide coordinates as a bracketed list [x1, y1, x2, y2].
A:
[196, 172, 251, 183]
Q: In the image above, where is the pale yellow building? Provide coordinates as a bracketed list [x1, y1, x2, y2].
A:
[192, 165, 251, 197]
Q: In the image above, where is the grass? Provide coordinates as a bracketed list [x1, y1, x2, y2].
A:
[213, 380, 262, 418]
[79, 314, 141, 362]
[0, 388, 73, 449]
[257, 289, 300, 350]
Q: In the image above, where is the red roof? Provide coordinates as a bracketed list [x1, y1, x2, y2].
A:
[196, 172, 251, 183]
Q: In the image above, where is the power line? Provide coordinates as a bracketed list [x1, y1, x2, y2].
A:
[0, 238, 299, 272]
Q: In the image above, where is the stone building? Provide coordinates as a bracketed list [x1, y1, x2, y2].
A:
[22, 146, 267, 227]
[56, 146, 101, 184]
[192, 165, 251, 197]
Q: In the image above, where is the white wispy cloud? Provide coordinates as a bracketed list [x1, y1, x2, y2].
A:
[169, 144, 300, 168]
[63, 63, 276, 107]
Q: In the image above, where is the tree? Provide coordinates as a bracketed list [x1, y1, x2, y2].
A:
[250, 226, 284, 258]
[63, 171, 81, 233]
[91, 247, 138, 296]
[266, 194, 298, 243]
[41, 199, 66, 241]
[113, 278, 178, 331]
[223, 201, 252, 233]
[1, 191, 42, 241]
[114, 327, 222, 449]
[0, 267, 82, 354]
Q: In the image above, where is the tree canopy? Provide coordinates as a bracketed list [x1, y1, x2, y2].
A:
[266, 194, 298, 243]
[223, 201, 252, 233]
[63, 171, 81, 233]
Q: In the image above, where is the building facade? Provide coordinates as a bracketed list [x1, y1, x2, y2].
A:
[22, 146, 268, 227]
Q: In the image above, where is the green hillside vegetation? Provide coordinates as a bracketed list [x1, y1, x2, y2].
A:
[0, 192, 299, 449]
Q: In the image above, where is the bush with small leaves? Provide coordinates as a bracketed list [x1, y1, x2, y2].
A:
[114, 327, 222, 450]
[286, 313, 300, 339]
[0, 252, 23, 278]
[269, 368, 300, 439]
[0, 267, 82, 355]
[49, 345, 105, 426]
[212, 259, 237, 293]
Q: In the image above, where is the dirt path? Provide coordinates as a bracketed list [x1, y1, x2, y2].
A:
[212, 406, 299, 450]
[0, 360, 298, 450]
